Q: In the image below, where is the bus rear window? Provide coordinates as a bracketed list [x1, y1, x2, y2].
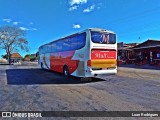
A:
[91, 31, 116, 44]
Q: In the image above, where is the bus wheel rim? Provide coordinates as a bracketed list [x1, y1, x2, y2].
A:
[64, 69, 68, 76]
[64, 67, 69, 76]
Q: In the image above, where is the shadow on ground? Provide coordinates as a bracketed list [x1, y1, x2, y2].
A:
[6, 68, 105, 85]
[0, 63, 12, 65]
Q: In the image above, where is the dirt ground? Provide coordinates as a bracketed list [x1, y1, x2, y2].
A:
[0, 62, 160, 119]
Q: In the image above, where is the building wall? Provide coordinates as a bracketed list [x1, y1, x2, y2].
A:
[11, 58, 22, 63]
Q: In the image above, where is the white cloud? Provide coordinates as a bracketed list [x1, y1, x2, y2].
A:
[73, 24, 81, 29]
[19, 27, 38, 31]
[13, 21, 21, 25]
[83, 5, 95, 13]
[19, 27, 29, 31]
[83, 8, 90, 13]
[69, 0, 87, 11]
[69, 5, 79, 11]
[2, 18, 11, 23]
[69, 0, 87, 6]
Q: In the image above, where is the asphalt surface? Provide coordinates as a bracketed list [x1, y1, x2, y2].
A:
[0, 62, 160, 120]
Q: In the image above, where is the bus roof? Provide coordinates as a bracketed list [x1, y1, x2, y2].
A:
[39, 28, 115, 48]
[88, 28, 115, 34]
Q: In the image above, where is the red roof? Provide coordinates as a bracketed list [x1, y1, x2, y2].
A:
[11, 53, 22, 58]
[133, 40, 160, 49]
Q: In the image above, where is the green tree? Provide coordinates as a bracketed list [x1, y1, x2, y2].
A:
[1, 54, 8, 59]
[24, 54, 31, 59]
[24, 54, 31, 61]
[0, 26, 29, 64]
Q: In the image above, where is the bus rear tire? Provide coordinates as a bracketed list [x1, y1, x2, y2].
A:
[63, 66, 69, 77]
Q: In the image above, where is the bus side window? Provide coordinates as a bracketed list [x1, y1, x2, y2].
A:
[61, 38, 70, 51]
[77, 33, 86, 49]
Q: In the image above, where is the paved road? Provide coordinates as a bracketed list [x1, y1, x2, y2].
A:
[0, 62, 160, 119]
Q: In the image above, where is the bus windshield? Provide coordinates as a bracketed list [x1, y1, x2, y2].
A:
[91, 31, 116, 44]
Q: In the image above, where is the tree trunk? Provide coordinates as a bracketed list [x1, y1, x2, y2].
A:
[7, 52, 11, 65]
[8, 53, 11, 65]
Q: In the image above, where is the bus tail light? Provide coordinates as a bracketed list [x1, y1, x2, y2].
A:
[87, 60, 91, 67]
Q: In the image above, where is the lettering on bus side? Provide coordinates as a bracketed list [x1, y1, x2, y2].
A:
[91, 50, 116, 59]
[39, 33, 86, 54]
[95, 53, 107, 59]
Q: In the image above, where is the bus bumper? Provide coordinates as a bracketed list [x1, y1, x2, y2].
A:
[87, 69, 117, 78]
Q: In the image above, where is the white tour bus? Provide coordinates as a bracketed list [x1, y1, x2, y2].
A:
[39, 28, 117, 78]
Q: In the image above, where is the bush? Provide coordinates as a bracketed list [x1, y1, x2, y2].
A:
[30, 57, 36, 61]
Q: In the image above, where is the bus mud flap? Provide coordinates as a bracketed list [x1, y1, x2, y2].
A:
[77, 61, 85, 76]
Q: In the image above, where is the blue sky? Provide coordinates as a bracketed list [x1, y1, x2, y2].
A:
[0, 0, 160, 57]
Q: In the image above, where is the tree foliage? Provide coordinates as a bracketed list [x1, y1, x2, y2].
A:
[24, 54, 31, 59]
[0, 26, 29, 64]
[1, 54, 8, 59]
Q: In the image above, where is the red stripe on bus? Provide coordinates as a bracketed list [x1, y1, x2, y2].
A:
[50, 51, 79, 74]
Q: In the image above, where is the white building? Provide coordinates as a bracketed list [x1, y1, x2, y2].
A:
[11, 53, 22, 63]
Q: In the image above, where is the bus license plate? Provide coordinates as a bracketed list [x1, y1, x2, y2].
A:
[103, 68, 107, 70]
